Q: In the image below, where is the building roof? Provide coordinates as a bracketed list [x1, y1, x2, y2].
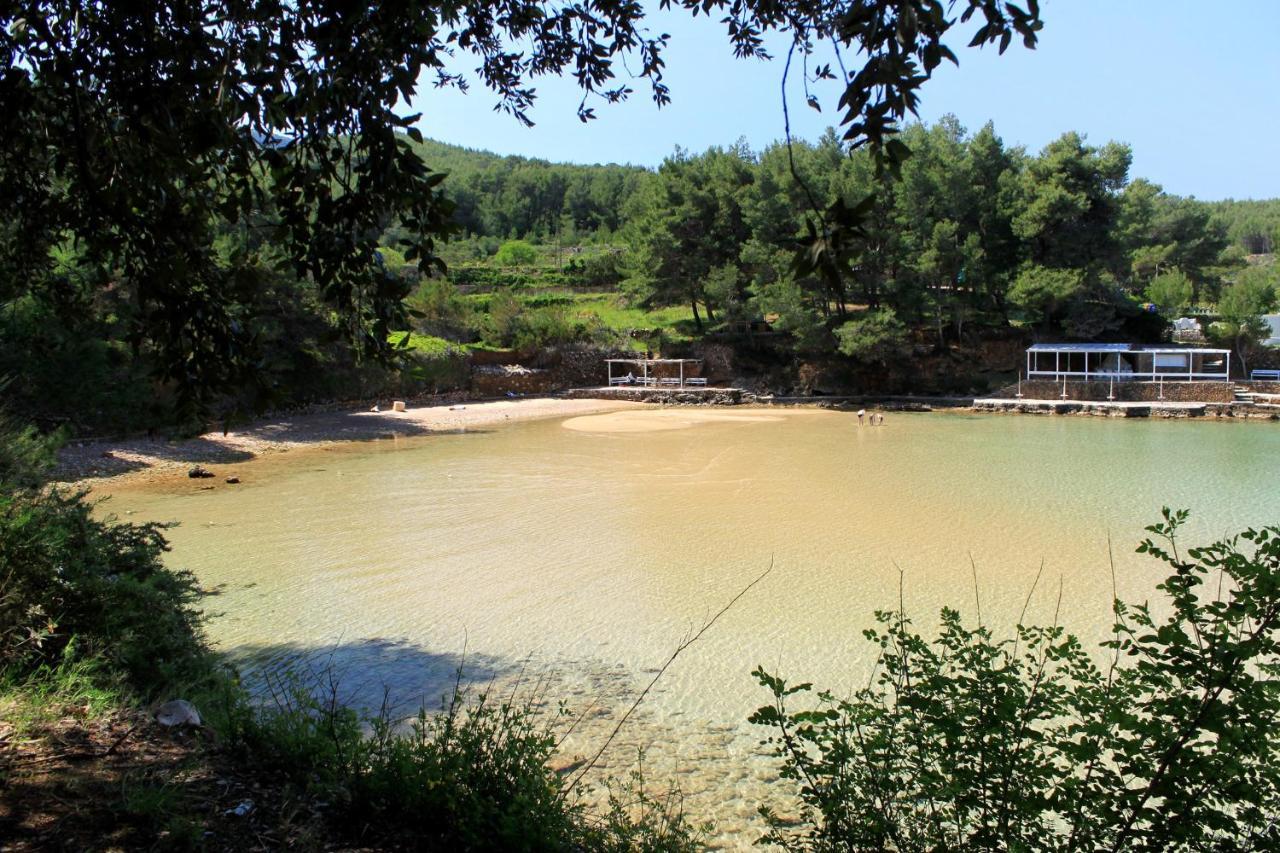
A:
[1028, 343, 1130, 352]
[604, 358, 702, 364]
[1027, 343, 1230, 355]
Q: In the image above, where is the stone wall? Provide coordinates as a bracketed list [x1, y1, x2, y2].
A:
[1244, 381, 1280, 395]
[541, 346, 636, 388]
[684, 342, 735, 382]
[465, 346, 638, 396]
[469, 365, 557, 396]
[1001, 380, 1234, 403]
[467, 348, 522, 367]
[563, 387, 747, 405]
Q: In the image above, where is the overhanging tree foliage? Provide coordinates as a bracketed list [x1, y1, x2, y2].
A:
[1, 0, 1041, 411]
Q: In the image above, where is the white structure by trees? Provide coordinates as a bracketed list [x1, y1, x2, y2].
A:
[1025, 344, 1230, 382]
[605, 358, 706, 388]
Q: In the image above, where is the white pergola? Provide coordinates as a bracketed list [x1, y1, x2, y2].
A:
[605, 358, 705, 388]
[1025, 343, 1231, 382]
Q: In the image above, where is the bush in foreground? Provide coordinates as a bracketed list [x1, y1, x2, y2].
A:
[214, 670, 704, 851]
[752, 509, 1280, 851]
[0, 416, 210, 694]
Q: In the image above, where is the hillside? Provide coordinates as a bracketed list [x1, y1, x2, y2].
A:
[404, 138, 650, 240]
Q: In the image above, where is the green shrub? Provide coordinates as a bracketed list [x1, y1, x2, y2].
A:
[0, 407, 61, 489]
[565, 251, 623, 288]
[0, 485, 210, 694]
[751, 510, 1280, 851]
[485, 290, 525, 347]
[407, 278, 479, 341]
[222, 672, 703, 851]
[479, 292, 611, 349]
[406, 350, 471, 393]
[494, 239, 539, 268]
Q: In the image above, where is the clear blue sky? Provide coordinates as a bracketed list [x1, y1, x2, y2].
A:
[411, 0, 1279, 200]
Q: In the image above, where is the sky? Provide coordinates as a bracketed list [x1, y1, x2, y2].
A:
[411, 0, 1279, 200]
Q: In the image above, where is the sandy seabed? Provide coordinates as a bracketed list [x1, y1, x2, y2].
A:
[561, 408, 792, 433]
[58, 397, 647, 491]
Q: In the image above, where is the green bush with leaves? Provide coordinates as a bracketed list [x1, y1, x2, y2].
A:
[494, 239, 540, 268]
[479, 292, 613, 349]
[408, 278, 479, 341]
[751, 510, 1280, 851]
[0, 487, 209, 695]
[0, 409, 61, 490]
[220, 673, 703, 851]
[565, 251, 624, 289]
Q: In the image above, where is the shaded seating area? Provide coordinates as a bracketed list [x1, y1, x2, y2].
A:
[606, 358, 705, 388]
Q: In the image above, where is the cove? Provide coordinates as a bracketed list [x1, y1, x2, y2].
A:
[105, 408, 1280, 845]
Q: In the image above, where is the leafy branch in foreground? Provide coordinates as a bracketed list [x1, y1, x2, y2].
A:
[751, 509, 1280, 851]
[1, 1, 1039, 413]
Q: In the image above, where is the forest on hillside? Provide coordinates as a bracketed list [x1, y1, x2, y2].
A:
[5, 119, 1280, 435]
[396, 121, 1280, 361]
[403, 133, 1280, 260]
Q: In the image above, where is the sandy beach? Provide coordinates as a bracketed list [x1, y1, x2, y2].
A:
[56, 397, 646, 491]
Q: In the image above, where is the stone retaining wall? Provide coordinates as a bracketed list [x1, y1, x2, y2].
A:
[1002, 380, 1234, 403]
[563, 387, 748, 405]
[974, 399, 1280, 420]
[465, 346, 635, 395]
[539, 346, 636, 388]
[1243, 381, 1280, 395]
[470, 366, 557, 396]
[974, 400, 1207, 418]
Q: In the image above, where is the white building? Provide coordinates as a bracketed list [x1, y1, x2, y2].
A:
[1025, 343, 1231, 382]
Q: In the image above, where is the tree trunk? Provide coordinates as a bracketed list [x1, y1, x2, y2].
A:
[993, 292, 1011, 326]
[690, 298, 703, 332]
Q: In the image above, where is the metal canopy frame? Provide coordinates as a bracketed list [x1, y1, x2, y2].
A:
[605, 358, 703, 388]
[1025, 344, 1231, 382]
